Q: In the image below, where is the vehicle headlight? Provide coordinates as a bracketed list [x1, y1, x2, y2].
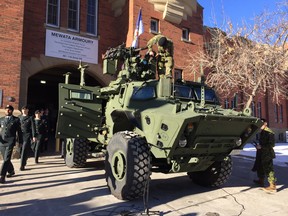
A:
[244, 127, 252, 137]
[179, 137, 187, 147]
[235, 138, 242, 146]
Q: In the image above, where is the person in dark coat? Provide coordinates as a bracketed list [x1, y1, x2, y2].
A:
[19, 105, 36, 170]
[252, 118, 277, 193]
[40, 108, 50, 152]
[0, 105, 23, 183]
[33, 110, 46, 163]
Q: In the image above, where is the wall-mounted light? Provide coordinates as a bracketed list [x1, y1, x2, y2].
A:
[40, 80, 46, 84]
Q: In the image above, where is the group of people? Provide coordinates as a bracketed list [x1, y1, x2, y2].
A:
[0, 105, 50, 184]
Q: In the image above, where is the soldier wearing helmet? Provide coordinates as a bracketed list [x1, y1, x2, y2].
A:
[147, 35, 174, 77]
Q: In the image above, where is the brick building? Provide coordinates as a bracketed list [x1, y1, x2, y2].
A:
[0, 0, 287, 141]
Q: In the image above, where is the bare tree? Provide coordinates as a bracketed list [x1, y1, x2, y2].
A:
[187, 2, 288, 111]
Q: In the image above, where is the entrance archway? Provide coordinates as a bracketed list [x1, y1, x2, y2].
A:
[26, 65, 101, 153]
[27, 65, 101, 113]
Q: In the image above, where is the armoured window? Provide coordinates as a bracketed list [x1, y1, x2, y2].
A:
[70, 90, 93, 100]
[131, 86, 156, 100]
[174, 69, 182, 80]
[87, 0, 98, 35]
[174, 85, 195, 99]
[68, 0, 80, 31]
[182, 28, 189, 41]
[194, 87, 219, 104]
[46, 0, 60, 27]
[150, 19, 159, 33]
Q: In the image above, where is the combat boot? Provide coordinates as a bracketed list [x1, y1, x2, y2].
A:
[262, 182, 277, 193]
[253, 178, 264, 187]
[0, 175, 5, 184]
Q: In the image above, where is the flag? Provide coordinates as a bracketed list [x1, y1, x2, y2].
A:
[131, 9, 144, 48]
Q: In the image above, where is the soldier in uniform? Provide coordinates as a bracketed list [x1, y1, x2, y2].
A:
[0, 105, 23, 183]
[19, 105, 36, 170]
[146, 35, 174, 77]
[253, 119, 277, 193]
[41, 108, 50, 152]
[33, 110, 46, 163]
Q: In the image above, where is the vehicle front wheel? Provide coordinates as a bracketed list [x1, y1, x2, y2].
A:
[105, 131, 151, 200]
[65, 138, 89, 168]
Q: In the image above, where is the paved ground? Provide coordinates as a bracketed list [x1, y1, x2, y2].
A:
[0, 153, 288, 216]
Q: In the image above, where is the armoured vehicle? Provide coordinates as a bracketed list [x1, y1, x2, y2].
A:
[56, 42, 262, 200]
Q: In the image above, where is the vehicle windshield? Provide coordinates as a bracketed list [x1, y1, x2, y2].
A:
[193, 87, 219, 104]
[173, 85, 195, 99]
[173, 84, 219, 104]
[131, 86, 156, 100]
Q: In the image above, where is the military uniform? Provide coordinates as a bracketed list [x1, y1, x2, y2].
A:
[34, 114, 46, 163]
[147, 35, 174, 77]
[258, 127, 276, 182]
[41, 112, 50, 152]
[19, 113, 36, 170]
[253, 122, 277, 192]
[0, 105, 23, 183]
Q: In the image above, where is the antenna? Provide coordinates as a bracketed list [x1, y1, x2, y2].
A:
[200, 63, 205, 107]
[63, 72, 71, 84]
[78, 60, 89, 86]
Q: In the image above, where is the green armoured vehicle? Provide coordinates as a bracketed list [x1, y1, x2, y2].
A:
[56, 42, 262, 200]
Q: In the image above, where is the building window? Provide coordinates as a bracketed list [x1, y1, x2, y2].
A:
[46, 0, 60, 27]
[87, 0, 98, 35]
[224, 99, 229, 109]
[251, 101, 255, 116]
[279, 104, 283, 123]
[150, 18, 159, 33]
[257, 102, 262, 118]
[182, 28, 189, 41]
[68, 0, 80, 31]
[174, 69, 182, 80]
[231, 100, 236, 109]
[274, 104, 278, 123]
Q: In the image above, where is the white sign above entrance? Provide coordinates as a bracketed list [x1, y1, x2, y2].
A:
[45, 29, 98, 64]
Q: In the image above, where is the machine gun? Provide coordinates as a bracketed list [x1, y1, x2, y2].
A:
[103, 44, 155, 81]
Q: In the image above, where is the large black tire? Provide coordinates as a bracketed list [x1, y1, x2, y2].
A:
[188, 156, 233, 187]
[105, 131, 151, 200]
[65, 138, 89, 168]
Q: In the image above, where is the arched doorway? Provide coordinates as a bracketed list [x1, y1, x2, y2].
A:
[27, 65, 101, 111]
[26, 65, 102, 152]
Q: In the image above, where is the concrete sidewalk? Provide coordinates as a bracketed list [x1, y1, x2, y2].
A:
[1, 154, 288, 216]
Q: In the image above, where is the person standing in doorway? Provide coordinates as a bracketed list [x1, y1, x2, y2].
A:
[253, 119, 277, 193]
[33, 110, 46, 163]
[0, 105, 23, 183]
[41, 108, 50, 152]
[19, 105, 36, 171]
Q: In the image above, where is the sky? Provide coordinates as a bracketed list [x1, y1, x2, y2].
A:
[197, 0, 280, 27]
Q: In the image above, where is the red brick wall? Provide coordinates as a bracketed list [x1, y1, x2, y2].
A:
[22, 0, 46, 59]
[21, 0, 128, 65]
[129, 0, 204, 80]
[0, 0, 24, 109]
